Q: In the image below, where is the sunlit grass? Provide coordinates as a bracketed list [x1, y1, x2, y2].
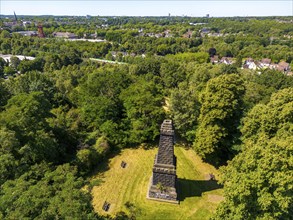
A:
[91, 146, 223, 219]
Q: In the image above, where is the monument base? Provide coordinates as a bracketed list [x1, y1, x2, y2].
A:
[147, 176, 179, 204]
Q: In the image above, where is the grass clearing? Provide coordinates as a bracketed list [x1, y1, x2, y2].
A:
[91, 146, 223, 219]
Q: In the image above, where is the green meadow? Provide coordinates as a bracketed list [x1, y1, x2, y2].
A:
[91, 146, 224, 219]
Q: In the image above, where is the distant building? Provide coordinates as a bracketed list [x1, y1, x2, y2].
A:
[210, 55, 219, 64]
[53, 32, 77, 39]
[163, 30, 173, 38]
[243, 58, 258, 70]
[260, 58, 271, 68]
[200, 28, 211, 37]
[220, 57, 234, 65]
[0, 54, 35, 63]
[22, 21, 32, 27]
[183, 29, 193, 38]
[277, 61, 290, 72]
[155, 33, 163, 38]
[16, 31, 38, 37]
[243, 58, 290, 73]
[189, 22, 207, 26]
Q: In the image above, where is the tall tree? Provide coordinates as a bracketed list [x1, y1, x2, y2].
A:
[120, 77, 165, 144]
[77, 66, 131, 146]
[169, 82, 200, 142]
[0, 164, 97, 219]
[214, 88, 293, 219]
[241, 87, 293, 144]
[193, 74, 245, 163]
[160, 59, 186, 89]
[0, 80, 10, 109]
[0, 92, 60, 164]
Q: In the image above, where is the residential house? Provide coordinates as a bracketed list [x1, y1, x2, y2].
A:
[22, 21, 32, 27]
[53, 32, 77, 39]
[269, 63, 279, 70]
[155, 33, 163, 38]
[16, 31, 38, 37]
[183, 29, 193, 38]
[277, 61, 290, 72]
[243, 58, 290, 73]
[110, 51, 128, 58]
[243, 58, 258, 70]
[220, 57, 234, 65]
[163, 30, 173, 38]
[200, 28, 210, 37]
[210, 55, 219, 64]
[260, 58, 271, 68]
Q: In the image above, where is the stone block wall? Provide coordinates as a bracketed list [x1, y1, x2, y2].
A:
[152, 171, 176, 187]
[157, 135, 174, 165]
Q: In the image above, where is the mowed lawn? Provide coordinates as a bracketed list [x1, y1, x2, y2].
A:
[91, 147, 224, 219]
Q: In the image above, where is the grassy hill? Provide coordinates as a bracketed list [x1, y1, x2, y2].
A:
[91, 146, 224, 219]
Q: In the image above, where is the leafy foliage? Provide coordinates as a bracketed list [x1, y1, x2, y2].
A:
[194, 74, 245, 163]
[214, 88, 293, 219]
[0, 164, 97, 219]
[241, 87, 293, 143]
[215, 133, 293, 220]
[120, 77, 165, 144]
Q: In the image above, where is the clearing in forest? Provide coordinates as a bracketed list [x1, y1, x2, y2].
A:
[91, 147, 223, 219]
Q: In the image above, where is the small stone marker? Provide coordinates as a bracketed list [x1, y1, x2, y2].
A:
[209, 173, 215, 180]
[102, 201, 110, 211]
[121, 161, 127, 168]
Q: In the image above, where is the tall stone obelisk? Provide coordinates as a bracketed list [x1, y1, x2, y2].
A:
[147, 119, 178, 203]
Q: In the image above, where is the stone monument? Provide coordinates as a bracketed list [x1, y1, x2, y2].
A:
[147, 119, 178, 203]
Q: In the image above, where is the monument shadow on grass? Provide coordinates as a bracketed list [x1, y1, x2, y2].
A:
[177, 178, 222, 202]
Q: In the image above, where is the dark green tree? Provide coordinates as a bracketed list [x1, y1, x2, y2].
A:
[0, 92, 60, 164]
[0, 80, 10, 108]
[3, 66, 16, 76]
[0, 57, 6, 77]
[10, 56, 21, 71]
[160, 59, 186, 89]
[0, 164, 97, 219]
[120, 78, 165, 144]
[169, 82, 200, 142]
[194, 74, 245, 163]
[77, 66, 130, 146]
[214, 88, 293, 219]
[5, 71, 56, 103]
[241, 87, 293, 144]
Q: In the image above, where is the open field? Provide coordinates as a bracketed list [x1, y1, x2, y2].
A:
[91, 147, 224, 219]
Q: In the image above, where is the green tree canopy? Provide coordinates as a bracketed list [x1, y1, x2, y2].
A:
[0, 163, 97, 219]
[194, 74, 245, 163]
[120, 77, 165, 144]
[214, 127, 292, 220]
[0, 92, 61, 164]
[214, 88, 293, 219]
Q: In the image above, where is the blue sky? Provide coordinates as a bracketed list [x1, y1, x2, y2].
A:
[1, 1, 292, 17]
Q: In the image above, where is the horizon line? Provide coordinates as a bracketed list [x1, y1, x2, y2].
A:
[1, 14, 293, 17]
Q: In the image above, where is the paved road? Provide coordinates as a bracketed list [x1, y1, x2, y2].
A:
[89, 58, 126, 65]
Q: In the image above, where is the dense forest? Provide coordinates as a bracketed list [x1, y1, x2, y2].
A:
[0, 15, 292, 219]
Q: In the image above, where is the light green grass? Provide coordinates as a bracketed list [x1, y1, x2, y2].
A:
[91, 147, 223, 219]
